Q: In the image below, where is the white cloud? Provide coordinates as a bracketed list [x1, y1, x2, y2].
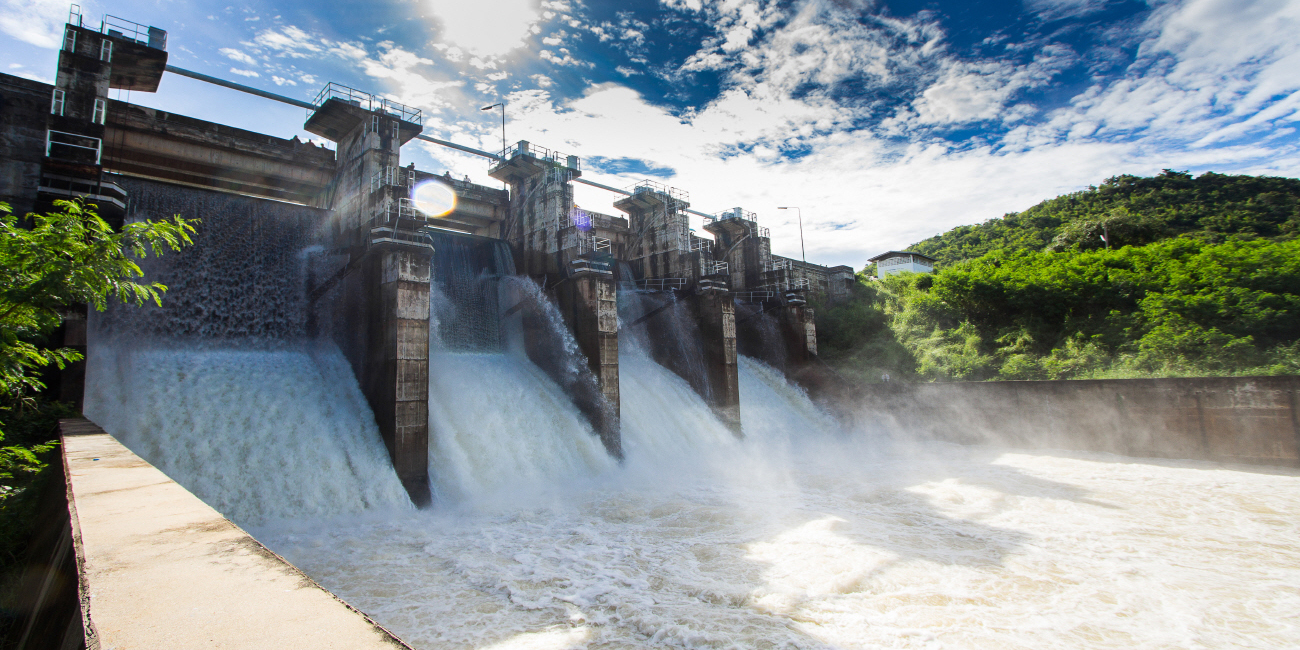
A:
[229, 68, 261, 78]
[1023, 0, 1108, 21]
[219, 47, 259, 66]
[0, 0, 68, 48]
[426, 0, 541, 57]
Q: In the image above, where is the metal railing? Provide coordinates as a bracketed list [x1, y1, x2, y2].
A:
[689, 235, 713, 252]
[100, 14, 167, 50]
[763, 258, 793, 272]
[756, 225, 770, 238]
[707, 207, 758, 224]
[491, 141, 580, 173]
[594, 237, 612, 253]
[369, 227, 432, 249]
[710, 261, 729, 275]
[735, 290, 776, 303]
[311, 82, 422, 124]
[45, 130, 102, 165]
[635, 278, 688, 291]
[394, 197, 429, 222]
[370, 166, 413, 193]
[628, 179, 689, 204]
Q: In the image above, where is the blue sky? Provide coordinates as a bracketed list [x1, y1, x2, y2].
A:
[4, 0, 1297, 266]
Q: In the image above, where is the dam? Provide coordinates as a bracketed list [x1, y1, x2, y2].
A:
[4, 10, 1300, 650]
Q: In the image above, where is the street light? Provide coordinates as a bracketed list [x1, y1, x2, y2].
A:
[481, 102, 506, 154]
[777, 206, 806, 266]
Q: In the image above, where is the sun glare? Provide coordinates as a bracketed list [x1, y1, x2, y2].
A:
[412, 179, 457, 217]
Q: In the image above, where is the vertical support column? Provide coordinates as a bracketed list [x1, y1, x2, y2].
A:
[695, 281, 741, 436]
[556, 264, 622, 459]
[366, 245, 432, 506]
[57, 305, 88, 411]
[780, 290, 818, 368]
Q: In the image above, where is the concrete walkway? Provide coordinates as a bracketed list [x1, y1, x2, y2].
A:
[60, 419, 413, 649]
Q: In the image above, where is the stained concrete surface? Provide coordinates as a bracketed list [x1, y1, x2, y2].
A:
[60, 419, 411, 649]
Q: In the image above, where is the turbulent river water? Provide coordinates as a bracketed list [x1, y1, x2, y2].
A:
[85, 338, 1300, 649]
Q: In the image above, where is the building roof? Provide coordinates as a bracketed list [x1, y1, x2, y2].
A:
[867, 250, 937, 263]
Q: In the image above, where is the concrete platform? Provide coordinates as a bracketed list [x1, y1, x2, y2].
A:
[60, 419, 412, 649]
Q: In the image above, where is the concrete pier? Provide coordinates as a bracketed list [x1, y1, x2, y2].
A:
[362, 246, 433, 506]
[555, 261, 622, 457]
[780, 289, 817, 367]
[694, 278, 742, 435]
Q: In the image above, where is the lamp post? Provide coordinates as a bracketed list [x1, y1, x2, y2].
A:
[480, 102, 506, 155]
[777, 206, 805, 266]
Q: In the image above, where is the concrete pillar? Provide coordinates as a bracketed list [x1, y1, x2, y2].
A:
[780, 290, 817, 367]
[57, 305, 88, 411]
[694, 278, 742, 436]
[554, 262, 622, 459]
[362, 245, 432, 506]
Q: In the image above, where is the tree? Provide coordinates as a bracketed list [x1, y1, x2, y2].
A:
[0, 199, 196, 569]
[0, 199, 196, 406]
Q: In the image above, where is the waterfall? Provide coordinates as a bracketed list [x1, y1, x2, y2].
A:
[429, 232, 512, 351]
[618, 289, 711, 400]
[618, 340, 739, 465]
[83, 341, 413, 528]
[426, 257, 615, 507]
[735, 301, 788, 372]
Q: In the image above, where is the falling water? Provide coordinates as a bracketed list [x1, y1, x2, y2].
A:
[253, 351, 1300, 649]
[425, 263, 614, 507]
[735, 300, 788, 372]
[619, 289, 711, 400]
[81, 177, 1300, 648]
[83, 178, 412, 527]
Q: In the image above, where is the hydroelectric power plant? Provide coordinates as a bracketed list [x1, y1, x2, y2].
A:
[4, 10, 1300, 650]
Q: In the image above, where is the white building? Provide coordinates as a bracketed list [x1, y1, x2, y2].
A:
[868, 250, 936, 277]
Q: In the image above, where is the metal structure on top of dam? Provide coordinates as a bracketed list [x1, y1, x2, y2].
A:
[0, 7, 858, 505]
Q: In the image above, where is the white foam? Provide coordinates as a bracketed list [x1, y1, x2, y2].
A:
[426, 351, 616, 507]
[83, 344, 413, 527]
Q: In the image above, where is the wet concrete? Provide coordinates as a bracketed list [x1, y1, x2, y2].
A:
[58, 419, 412, 649]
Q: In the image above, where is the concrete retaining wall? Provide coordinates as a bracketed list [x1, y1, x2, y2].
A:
[10, 419, 412, 649]
[842, 376, 1300, 466]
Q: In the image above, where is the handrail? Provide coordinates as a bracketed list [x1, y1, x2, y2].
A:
[101, 14, 167, 50]
[311, 82, 422, 125]
[628, 179, 689, 204]
[635, 278, 688, 291]
[46, 130, 102, 165]
[490, 141, 580, 172]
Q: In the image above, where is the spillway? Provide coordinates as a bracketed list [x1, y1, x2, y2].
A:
[83, 343, 413, 527]
[77, 194, 1300, 648]
[243, 356, 1300, 650]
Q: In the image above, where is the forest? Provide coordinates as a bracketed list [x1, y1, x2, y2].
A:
[816, 170, 1300, 383]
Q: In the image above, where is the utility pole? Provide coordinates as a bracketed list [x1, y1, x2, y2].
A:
[777, 206, 806, 265]
[480, 102, 506, 154]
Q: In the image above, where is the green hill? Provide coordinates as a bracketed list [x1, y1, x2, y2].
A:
[908, 170, 1300, 267]
[817, 171, 1300, 383]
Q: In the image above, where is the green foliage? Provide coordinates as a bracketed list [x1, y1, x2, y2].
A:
[815, 276, 919, 383]
[911, 170, 1300, 267]
[0, 199, 196, 405]
[823, 171, 1300, 382]
[0, 199, 196, 573]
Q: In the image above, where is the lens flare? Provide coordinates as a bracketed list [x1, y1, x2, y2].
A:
[411, 180, 457, 217]
[570, 206, 592, 231]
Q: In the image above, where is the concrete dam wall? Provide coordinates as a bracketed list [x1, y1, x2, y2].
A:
[833, 375, 1300, 466]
